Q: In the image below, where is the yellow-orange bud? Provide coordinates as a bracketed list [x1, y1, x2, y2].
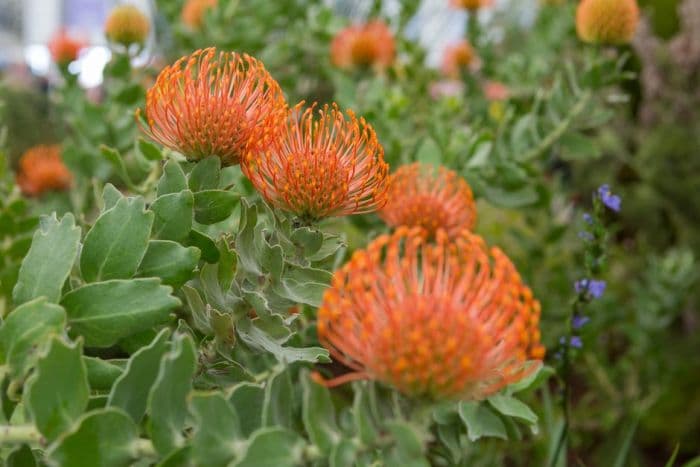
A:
[104, 5, 150, 47]
[576, 0, 640, 45]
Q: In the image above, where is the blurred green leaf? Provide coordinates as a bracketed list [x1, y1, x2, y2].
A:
[231, 427, 304, 467]
[5, 444, 36, 467]
[190, 393, 241, 467]
[488, 393, 538, 427]
[262, 368, 294, 429]
[12, 213, 80, 305]
[228, 382, 265, 437]
[47, 408, 139, 467]
[188, 156, 221, 192]
[237, 318, 330, 364]
[302, 370, 339, 455]
[83, 357, 124, 391]
[81, 197, 154, 282]
[157, 160, 188, 197]
[386, 421, 430, 467]
[61, 278, 179, 347]
[102, 183, 123, 211]
[137, 138, 163, 162]
[25, 337, 88, 441]
[188, 229, 220, 263]
[458, 401, 507, 441]
[193, 190, 240, 224]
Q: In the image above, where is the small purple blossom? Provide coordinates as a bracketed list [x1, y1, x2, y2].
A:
[578, 231, 594, 241]
[582, 213, 593, 225]
[598, 184, 621, 212]
[570, 336, 583, 349]
[572, 315, 590, 329]
[575, 279, 607, 299]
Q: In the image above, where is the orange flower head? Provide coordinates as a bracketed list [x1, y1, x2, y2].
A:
[450, 0, 493, 11]
[104, 4, 150, 47]
[576, 0, 640, 45]
[379, 163, 477, 239]
[181, 0, 218, 29]
[441, 40, 476, 78]
[48, 30, 84, 66]
[16, 145, 72, 197]
[331, 21, 395, 70]
[137, 48, 286, 165]
[242, 103, 389, 221]
[317, 227, 544, 400]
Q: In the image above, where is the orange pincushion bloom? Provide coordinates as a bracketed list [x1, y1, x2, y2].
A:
[181, 0, 217, 29]
[242, 103, 389, 221]
[138, 48, 286, 165]
[48, 30, 84, 66]
[317, 227, 544, 400]
[450, 0, 493, 10]
[104, 5, 150, 47]
[441, 40, 476, 78]
[331, 21, 395, 70]
[16, 145, 72, 197]
[379, 163, 476, 239]
[576, 0, 640, 45]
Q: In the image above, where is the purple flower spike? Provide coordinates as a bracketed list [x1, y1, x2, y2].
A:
[598, 184, 622, 212]
[572, 315, 590, 329]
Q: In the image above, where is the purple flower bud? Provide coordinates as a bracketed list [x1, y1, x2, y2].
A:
[598, 184, 621, 212]
[570, 336, 583, 349]
[588, 279, 606, 299]
[572, 315, 590, 329]
[582, 213, 593, 224]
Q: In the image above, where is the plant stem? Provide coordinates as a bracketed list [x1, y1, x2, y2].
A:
[0, 425, 43, 446]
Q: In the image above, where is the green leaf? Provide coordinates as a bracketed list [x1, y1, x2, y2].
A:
[99, 145, 135, 189]
[108, 328, 170, 423]
[47, 408, 139, 467]
[262, 368, 293, 429]
[83, 357, 124, 391]
[150, 191, 194, 242]
[137, 240, 200, 287]
[102, 183, 123, 211]
[231, 428, 304, 467]
[458, 401, 507, 441]
[330, 439, 358, 467]
[386, 421, 430, 467]
[12, 213, 80, 305]
[81, 197, 154, 282]
[237, 318, 330, 364]
[488, 393, 538, 426]
[236, 200, 262, 275]
[5, 444, 37, 467]
[147, 333, 197, 455]
[138, 138, 163, 161]
[0, 297, 66, 379]
[274, 266, 332, 307]
[188, 229, 220, 263]
[353, 383, 379, 445]
[290, 227, 323, 257]
[193, 190, 239, 224]
[190, 393, 241, 467]
[414, 137, 442, 166]
[302, 370, 339, 455]
[188, 156, 221, 192]
[25, 337, 88, 441]
[62, 278, 179, 347]
[157, 160, 188, 197]
[228, 383, 265, 437]
[559, 131, 601, 161]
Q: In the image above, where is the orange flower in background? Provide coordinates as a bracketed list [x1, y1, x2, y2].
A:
[104, 4, 151, 47]
[242, 103, 389, 221]
[181, 0, 218, 29]
[576, 0, 640, 45]
[16, 145, 72, 197]
[379, 163, 477, 239]
[317, 227, 544, 400]
[441, 40, 477, 78]
[450, 0, 493, 11]
[331, 21, 395, 70]
[483, 80, 510, 101]
[138, 48, 286, 165]
[48, 30, 84, 66]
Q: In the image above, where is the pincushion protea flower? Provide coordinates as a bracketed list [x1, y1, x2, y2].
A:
[16, 145, 72, 197]
[450, 0, 493, 11]
[48, 30, 84, 67]
[137, 48, 286, 165]
[181, 0, 218, 29]
[317, 227, 544, 399]
[242, 103, 389, 222]
[331, 21, 395, 70]
[441, 40, 477, 78]
[379, 163, 477, 239]
[576, 0, 640, 45]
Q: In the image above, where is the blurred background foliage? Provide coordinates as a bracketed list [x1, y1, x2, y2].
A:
[1, 0, 699, 464]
